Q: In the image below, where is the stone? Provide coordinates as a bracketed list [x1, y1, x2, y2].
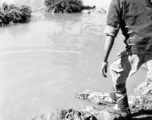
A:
[75, 89, 111, 105]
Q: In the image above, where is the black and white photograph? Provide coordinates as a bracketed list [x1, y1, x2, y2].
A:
[0, 0, 152, 120]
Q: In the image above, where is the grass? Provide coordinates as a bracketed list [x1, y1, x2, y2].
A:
[44, 0, 84, 13]
[0, 3, 32, 26]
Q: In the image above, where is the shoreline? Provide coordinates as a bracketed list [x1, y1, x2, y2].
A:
[33, 61, 152, 120]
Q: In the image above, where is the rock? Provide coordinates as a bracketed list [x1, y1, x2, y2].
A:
[129, 60, 152, 111]
[81, 6, 106, 13]
[75, 89, 113, 105]
[81, 10, 91, 14]
[146, 60, 152, 81]
[79, 106, 129, 120]
[129, 80, 152, 112]
[33, 106, 130, 120]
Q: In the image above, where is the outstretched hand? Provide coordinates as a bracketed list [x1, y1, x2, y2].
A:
[101, 62, 108, 77]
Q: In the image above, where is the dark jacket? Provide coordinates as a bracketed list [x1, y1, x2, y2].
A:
[104, 0, 152, 54]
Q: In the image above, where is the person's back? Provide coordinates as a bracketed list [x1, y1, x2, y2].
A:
[101, 0, 152, 117]
[106, 0, 152, 52]
[121, 0, 152, 53]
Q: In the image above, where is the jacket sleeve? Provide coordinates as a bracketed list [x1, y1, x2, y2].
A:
[104, 0, 122, 37]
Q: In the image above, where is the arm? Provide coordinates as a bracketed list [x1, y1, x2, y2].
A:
[103, 35, 115, 63]
[101, 35, 115, 77]
[101, 0, 122, 77]
[103, 0, 122, 63]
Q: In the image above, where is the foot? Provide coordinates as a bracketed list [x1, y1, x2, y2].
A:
[107, 104, 131, 117]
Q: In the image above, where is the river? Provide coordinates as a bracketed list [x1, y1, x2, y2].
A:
[0, 3, 147, 120]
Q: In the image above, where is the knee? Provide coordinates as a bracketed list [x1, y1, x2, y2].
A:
[110, 61, 127, 94]
[110, 59, 124, 73]
[109, 60, 126, 83]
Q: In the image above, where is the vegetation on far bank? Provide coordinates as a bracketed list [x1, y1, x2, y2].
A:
[0, 0, 105, 27]
[0, 3, 32, 26]
[44, 0, 95, 13]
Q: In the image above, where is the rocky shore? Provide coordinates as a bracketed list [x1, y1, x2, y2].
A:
[33, 60, 152, 120]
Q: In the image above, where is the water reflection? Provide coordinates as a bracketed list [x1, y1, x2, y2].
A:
[0, 23, 31, 37]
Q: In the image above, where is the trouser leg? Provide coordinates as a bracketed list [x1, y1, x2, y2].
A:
[110, 53, 144, 109]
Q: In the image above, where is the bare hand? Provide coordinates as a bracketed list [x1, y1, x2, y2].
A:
[101, 62, 108, 77]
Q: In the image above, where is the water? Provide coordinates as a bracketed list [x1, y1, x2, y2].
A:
[0, 12, 146, 120]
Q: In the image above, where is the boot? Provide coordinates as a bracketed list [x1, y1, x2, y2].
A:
[107, 95, 131, 117]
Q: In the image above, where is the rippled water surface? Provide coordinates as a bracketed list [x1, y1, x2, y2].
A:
[0, 12, 146, 120]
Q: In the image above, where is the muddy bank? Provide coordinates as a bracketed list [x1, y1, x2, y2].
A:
[33, 61, 152, 120]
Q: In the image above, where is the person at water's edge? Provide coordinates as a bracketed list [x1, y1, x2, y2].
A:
[101, 0, 152, 117]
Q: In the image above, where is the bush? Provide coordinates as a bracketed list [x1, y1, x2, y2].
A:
[0, 3, 32, 26]
[44, 0, 84, 13]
